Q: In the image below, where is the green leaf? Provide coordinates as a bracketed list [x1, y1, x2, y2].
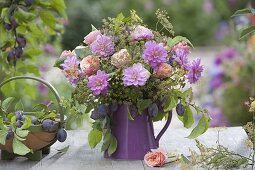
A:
[187, 114, 209, 139]
[21, 116, 32, 129]
[39, 11, 56, 29]
[208, 153, 223, 164]
[12, 137, 31, 155]
[101, 130, 111, 152]
[74, 46, 91, 59]
[167, 36, 194, 48]
[43, 112, 57, 120]
[14, 8, 36, 23]
[163, 96, 177, 112]
[181, 154, 191, 164]
[0, 129, 8, 145]
[91, 24, 97, 31]
[231, 8, 253, 17]
[24, 86, 36, 99]
[127, 106, 134, 121]
[33, 104, 48, 112]
[88, 129, 102, 148]
[1, 97, 15, 112]
[25, 48, 43, 57]
[15, 128, 29, 138]
[152, 112, 166, 122]
[15, 100, 24, 111]
[137, 99, 152, 114]
[183, 106, 194, 128]
[240, 26, 255, 39]
[108, 135, 117, 156]
[51, 0, 66, 16]
[54, 58, 65, 68]
[237, 158, 248, 166]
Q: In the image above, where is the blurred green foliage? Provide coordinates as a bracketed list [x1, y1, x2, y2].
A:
[0, 0, 66, 110]
[62, 0, 249, 49]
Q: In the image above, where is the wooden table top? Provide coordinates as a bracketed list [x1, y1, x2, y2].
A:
[0, 126, 251, 170]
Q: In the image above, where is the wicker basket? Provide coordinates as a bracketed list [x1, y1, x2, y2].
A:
[0, 76, 65, 160]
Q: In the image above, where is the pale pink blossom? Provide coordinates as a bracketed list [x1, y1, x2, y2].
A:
[60, 50, 75, 59]
[144, 148, 167, 167]
[83, 30, 101, 45]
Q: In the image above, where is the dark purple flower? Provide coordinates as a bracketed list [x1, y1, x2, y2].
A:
[90, 35, 115, 58]
[131, 25, 154, 41]
[208, 107, 228, 127]
[142, 41, 167, 69]
[122, 63, 150, 86]
[223, 47, 237, 59]
[87, 70, 109, 96]
[61, 56, 80, 85]
[44, 44, 55, 53]
[187, 58, 204, 84]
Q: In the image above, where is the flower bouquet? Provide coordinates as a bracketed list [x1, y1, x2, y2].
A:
[55, 10, 210, 160]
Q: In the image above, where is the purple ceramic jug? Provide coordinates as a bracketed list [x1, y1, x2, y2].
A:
[104, 104, 172, 160]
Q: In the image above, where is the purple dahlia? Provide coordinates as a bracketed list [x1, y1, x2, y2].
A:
[87, 70, 109, 96]
[90, 35, 115, 58]
[142, 41, 168, 69]
[131, 25, 154, 41]
[172, 42, 190, 70]
[187, 58, 204, 84]
[61, 56, 80, 85]
[122, 63, 150, 87]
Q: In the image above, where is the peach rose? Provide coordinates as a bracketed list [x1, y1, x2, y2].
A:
[171, 41, 190, 53]
[60, 50, 75, 59]
[154, 63, 173, 79]
[80, 55, 100, 76]
[144, 148, 167, 167]
[83, 30, 101, 45]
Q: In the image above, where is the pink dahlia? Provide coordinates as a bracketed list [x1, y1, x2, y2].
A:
[131, 25, 154, 41]
[61, 56, 80, 85]
[187, 58, 204, 84]
[87, 70, 109, 96]
[142, 41, 168, 69]
[122, 63, 150, 87]
[59, 50, 75, 59]
[90, 35, 115, 58]
[80, 55, 100, 76]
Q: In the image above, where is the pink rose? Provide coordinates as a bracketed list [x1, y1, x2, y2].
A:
[60, 50, 75, 59]
[83, 30, 101, 45]
[80, 55, 100, 76]
[144, 148, 167, 167]
[154, 63, 173, 79]
[172, 41, 190, 53]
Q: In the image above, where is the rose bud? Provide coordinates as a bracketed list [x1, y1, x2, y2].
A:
[83, 30, 101, 45]
[80, 55, 100, 76]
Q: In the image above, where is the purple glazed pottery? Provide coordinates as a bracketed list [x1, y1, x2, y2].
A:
[104, 104, 172, 160]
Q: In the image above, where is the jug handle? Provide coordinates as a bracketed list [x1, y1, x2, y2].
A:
[155, 110, 172, 143]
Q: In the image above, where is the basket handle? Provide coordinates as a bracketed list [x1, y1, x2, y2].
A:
[0, 76, 64, 127]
